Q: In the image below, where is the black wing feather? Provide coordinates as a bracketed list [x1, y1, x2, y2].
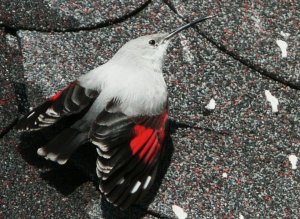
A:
[89, 107, 168, 209]
[15, 81, 98, 131]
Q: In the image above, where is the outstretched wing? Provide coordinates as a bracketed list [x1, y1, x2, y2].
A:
[89, 106, 168, 209]
[15, 81, 99, 131]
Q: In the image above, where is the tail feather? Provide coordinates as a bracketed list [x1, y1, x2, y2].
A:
[37, 128, 88, 165]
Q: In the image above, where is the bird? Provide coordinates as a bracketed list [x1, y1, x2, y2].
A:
[15, 15, 214, 209]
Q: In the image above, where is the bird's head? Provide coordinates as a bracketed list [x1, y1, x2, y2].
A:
[119, 33, 170, 60]
[111, 15, 215, 70]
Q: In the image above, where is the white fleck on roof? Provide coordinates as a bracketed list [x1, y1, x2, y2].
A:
[276, 39, 288, 58]
[172, 205, 187, 219]
[222, 172, 228, 178]
[265, 90, 279, 113]
[280, 31, 290, 38]
[205, 98, 216, 110]
[288, 154, 298, 170]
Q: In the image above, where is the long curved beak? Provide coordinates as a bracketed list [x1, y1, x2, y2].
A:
[164, 15, 215, 41]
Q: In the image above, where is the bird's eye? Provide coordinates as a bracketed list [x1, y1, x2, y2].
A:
[148, 39, 156, 45]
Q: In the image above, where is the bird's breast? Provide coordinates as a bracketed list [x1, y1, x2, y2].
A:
[101, 69, 168, 116]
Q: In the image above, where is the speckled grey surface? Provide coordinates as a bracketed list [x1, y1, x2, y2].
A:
[0, 29, 22, 133]
[0, 0, 150, 31]
[1, 0, 300, 218]
[166, 0, 300, 88]
[0, 132, 96, 218]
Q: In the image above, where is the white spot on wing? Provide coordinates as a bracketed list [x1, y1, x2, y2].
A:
[99, 185, 104, 193]
[205, 98, 216, 110]
[130, 181, 141, 194]
[101, 153, 111, 159]
[96, 159, 112, 173]
[38, 116, 44, 122]
[239, 213, 245, 219]
[143, 176, 151, 189]
[96, 148, 101, 156]
[94, 146, 111, 159]
[42, 117, 57, 124]
[100, 168, 111, 174]
[57, 159, 68, 165]
[276, 39, 288, 58]
[265, 90, 279, 113]
[92, 140, 105, 148]
[172, 205, 187, 219]
[102, 175, 108, 180]
[45, 107, 59, 117]
[288, 154, 298, 170]
[96, 159, 102, 169]
[117, 177, 125, 185]
[38, 114, 45, 120]
[38, 123, 51, 127]
[27, 111, 35, 119]
[37, 147, 46, 156]
[99, 144, 109, 152]
[96, 167, 101, 177]
[46, 152, 57, 162]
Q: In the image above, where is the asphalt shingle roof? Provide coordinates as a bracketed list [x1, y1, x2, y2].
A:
[1, 0, 300, 218]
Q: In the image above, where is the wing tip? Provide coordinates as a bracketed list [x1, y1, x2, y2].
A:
[14, 100, 55, 132]
[14, 119, 40, 132]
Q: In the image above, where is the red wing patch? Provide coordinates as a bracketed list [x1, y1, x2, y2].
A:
[91, 107, 169, 209]
[130, 125, 154, 155]
[49, 83, 74, 102]
[130, 111, 168, 164]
